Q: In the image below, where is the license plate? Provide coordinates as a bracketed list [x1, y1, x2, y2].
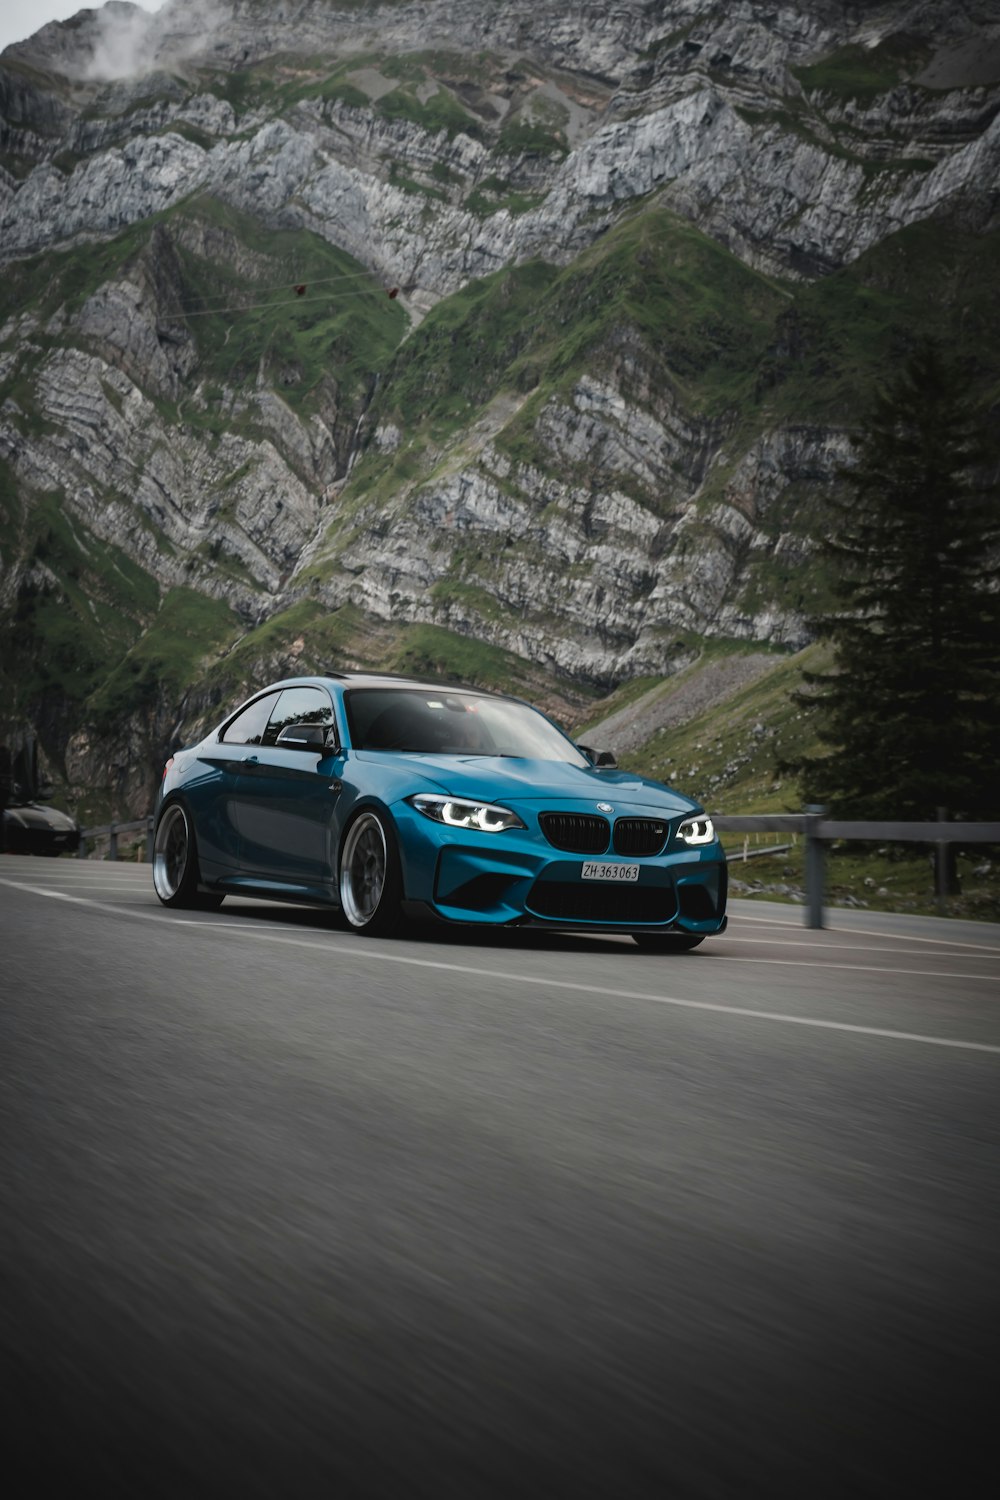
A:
[581, 862, 639, 882]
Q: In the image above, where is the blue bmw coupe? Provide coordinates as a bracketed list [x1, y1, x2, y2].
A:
[152, 673, 727, 950]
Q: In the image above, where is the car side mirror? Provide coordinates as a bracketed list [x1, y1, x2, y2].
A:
[578, 744, 617, 769]
[276, 723, 332, 752]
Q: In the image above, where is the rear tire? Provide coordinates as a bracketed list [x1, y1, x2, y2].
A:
[632, 931, 705, 952]
[152, 800, 224, 910]
[339, 809, 403, 936]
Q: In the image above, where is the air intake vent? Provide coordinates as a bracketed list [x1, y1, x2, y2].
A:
[613, 818, 669, 857]
[538, 813, 609, 854]
[527, 881, 677, 925]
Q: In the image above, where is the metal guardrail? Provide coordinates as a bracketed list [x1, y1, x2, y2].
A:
[79, 817, 154, 862]
[78, 810, 1000, 930]
[714, 811, 1000, 927]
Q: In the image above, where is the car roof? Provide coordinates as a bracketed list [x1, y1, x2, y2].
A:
[343, 672, 501, 696]
[270, 671, 510, 700]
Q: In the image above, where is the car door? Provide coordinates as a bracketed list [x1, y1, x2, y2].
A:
[234, 685, 343, 895]
[193, 690, 283, 877]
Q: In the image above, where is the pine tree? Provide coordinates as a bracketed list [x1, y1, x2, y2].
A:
[796, 341, 1000, 820]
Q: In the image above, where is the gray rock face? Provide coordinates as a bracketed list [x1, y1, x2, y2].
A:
[3, 2, 997, 279]
[0, 0, 997, 734]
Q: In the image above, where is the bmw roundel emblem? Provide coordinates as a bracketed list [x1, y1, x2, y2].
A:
[597, 802, 614, 813]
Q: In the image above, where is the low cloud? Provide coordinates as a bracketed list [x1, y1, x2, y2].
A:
[76, 1, 227, 82]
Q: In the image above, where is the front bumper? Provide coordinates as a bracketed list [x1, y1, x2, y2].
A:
[393, 799, 728, 935]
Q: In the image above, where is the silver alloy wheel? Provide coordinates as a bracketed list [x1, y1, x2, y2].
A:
[153, 803, 190, 902]
[340, 812, 387, 927]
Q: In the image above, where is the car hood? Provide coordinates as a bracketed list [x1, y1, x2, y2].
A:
[4, 802, 79, 830]
[356, 752, 699, 814]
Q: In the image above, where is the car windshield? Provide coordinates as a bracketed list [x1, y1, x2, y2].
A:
[344, 688, 588, 765]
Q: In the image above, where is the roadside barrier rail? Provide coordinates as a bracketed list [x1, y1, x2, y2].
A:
[79, 817, 154, 863]
[713, 811, 1000, 927]
[78, 811, 1000, 930]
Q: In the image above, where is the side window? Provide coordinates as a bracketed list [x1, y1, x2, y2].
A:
[262, 687, 335, 748]
[221, 692, 282, 746]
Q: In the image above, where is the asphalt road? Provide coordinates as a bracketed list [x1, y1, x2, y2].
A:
[2, 855, 999, 1498]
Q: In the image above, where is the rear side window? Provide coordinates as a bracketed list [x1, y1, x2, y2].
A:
[262, 687, 335, 747]
[221, 692, 282, 745]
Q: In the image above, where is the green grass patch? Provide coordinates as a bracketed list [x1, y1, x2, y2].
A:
[162, 196, 407, 416]
[314, 80, 370, 110]
[763, 219, 1000, 417]
[0, 151, 38, 180]
[497, 118, 568, 158]
[465, 176, 545, 216]
[0, 487, 162, 725]
[190, 598, 345, 708]
[372, 257, 557, 431]
[165, 121, 215, 150]
[388, 162, 448, 200]
[375, 84, 484, 141]
[794, 34, 934, 102]
[384, 623, 536, 694]
[86, 586, 241, 730]
[381, 50, 499, 88]
[100, 379, 125, 417]
[196, 65, 279, 117]
[0, 209, 181, 327]
[428, 577, 510, 623]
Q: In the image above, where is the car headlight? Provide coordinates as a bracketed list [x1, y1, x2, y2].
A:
[409, 794, 525, 833]
[677, 815, 715, 845]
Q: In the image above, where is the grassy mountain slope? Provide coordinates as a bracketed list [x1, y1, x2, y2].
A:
[357, 207, 1000, 474]
[295, 207, 1000, 656]
[0, 195, 408, 430]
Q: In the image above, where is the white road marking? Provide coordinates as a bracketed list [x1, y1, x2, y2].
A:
[719, 933, 1000, 960]
[16, 874, 1000, 955]
[2, 877, 998, 1055]
[0, 870, 143, 879]
[196, 919, 997, 982]
[734, 911, 1000, 953]
[0, 883, 117, 905]
[6, 883, 995, 981]
[703, 954, 998, 982]
[1, 866, 146, 875]
[2, 881, 156, 892]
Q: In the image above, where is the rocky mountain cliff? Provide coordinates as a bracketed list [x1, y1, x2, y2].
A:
[1, 0, 998, 817]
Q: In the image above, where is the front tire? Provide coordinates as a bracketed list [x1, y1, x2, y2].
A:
[632, 931, 705, 952]
[339, 809, 402, 936]
[152, 800, 224, 910]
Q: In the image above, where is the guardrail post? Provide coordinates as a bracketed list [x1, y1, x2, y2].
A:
[936, 806, 950, 915]
[109, 824, 118, 861]
[804, 805, 827, 929]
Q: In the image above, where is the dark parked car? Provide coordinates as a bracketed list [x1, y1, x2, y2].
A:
[2, 800, 82, 855]
[152, 672, 727, 950]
